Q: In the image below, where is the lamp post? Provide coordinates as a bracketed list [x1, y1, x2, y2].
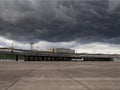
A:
[30, 42, 34, 52]
[37, 46, 39, 53]
[11, 42, 14, 53]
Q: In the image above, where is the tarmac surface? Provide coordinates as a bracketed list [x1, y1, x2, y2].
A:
[0, 61, 120, 90]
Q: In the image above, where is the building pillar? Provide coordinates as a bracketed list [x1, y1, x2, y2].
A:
[16, 55, 18, 61]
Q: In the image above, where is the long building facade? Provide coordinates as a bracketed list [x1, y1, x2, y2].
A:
[24, 52, 120, 61]
[0, 48, 120, 61]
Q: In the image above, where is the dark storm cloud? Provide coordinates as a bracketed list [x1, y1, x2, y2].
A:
[0, 0, 120, 43]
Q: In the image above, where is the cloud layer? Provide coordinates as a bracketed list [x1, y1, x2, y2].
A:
[0, 0, 120, 44]
[1, 36, 120, 54]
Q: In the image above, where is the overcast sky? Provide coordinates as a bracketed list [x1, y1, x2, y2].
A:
[0, 0, 120, 54]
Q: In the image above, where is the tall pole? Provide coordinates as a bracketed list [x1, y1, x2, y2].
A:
[30, 42, 34, 52]
[37, 46, 39, 53]
[11, 42, 14, 53]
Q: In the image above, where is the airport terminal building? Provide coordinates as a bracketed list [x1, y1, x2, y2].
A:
[24, 48, 120, 62]
[0, 48, 120, 62]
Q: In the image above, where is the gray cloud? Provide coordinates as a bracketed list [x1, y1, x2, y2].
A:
[0, 0, 120, 44]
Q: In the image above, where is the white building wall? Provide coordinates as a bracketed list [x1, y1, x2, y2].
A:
[114, 57, 120, 62]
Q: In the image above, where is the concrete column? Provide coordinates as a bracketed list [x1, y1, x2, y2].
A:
[16, 55, 18, 61]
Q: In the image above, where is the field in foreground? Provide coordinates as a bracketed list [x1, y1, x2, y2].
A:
[0, 61, 120, 90]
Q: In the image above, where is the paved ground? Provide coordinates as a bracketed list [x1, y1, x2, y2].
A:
[0, 61, 120, 90]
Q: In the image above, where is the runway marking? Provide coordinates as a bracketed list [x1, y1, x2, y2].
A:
[4, 69, 35, 90]
[74, 77, 120, 80]
[56, 63, 92, 90]
[17, 77, 120, 81]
